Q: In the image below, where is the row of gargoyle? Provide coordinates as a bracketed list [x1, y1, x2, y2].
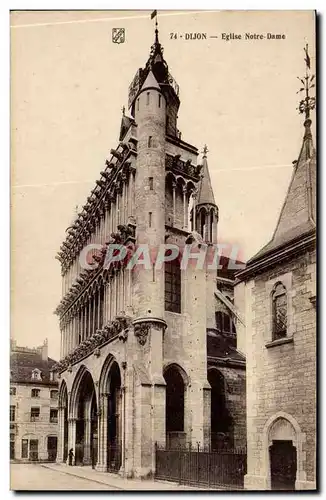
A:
[53, 315, 132, 374]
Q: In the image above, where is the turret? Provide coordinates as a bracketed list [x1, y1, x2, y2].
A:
[132, 69, 166, 320]
[194, 146, 219, 243]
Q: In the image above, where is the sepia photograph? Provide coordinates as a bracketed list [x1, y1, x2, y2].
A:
[10, 9, 316, 491]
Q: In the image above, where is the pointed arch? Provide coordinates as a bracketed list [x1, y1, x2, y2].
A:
[262, 411, 307, 488]
[98, 353, 121, 395]
[58, 379, 68, 408]
[69, 365, 95, 418]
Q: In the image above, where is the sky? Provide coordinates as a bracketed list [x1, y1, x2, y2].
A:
[10, 10, 316, 359]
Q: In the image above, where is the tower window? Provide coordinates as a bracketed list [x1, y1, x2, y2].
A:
[272, 282, 287, 340]
[165, 259, 181, 313]
[149, 177, 154, 190]
[149, 212, 152, 227]
[148, 136, 152, 147]
[146, 92, 150, 105]
[158, 94, 162, 107]
[137, 98, 140, 111]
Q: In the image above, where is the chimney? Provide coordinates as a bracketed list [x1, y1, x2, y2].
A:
[40, 338, 48, 361]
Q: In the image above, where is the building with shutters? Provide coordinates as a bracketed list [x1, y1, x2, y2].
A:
[10, 339, 59, 462]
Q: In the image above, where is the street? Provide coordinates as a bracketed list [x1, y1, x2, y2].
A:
[10, 463, 120, 491]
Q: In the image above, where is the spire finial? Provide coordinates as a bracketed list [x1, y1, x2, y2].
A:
[202, 144, 209, 159]
[151, 10, 159, 43]
[297, 43, 316, 122]
[122, 105, 125, 116]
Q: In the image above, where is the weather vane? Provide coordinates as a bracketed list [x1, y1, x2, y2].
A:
[202, 144, 209, 158]
[297, 44, 316, 120]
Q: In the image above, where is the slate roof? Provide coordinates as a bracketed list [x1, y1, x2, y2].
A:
[10, 350, 58, 386]
[197, 155, 216, 206]
[207, 332, 245, 363]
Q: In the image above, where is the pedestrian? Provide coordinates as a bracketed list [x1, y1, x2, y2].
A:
[68, 448, 74, 466]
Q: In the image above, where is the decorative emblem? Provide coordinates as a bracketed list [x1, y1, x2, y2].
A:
[134, 323, 150, 346]
[112, 28, 125, 44]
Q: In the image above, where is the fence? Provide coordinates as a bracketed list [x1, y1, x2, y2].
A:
[155, 442, 247, 489]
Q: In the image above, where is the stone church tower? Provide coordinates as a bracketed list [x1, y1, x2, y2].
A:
[54, 25, 246, 479]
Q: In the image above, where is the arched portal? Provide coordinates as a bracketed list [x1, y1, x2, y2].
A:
[164, 364, 186, 449]
[74, 370, 98, 467]
[58, 380, 68, 462]
[267, 416, 299, 490]
[208, 369, 233, 449]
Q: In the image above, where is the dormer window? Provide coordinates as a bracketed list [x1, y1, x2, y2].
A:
[31, 369, 42, 381]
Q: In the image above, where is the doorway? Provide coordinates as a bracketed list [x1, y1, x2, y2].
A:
[270, 440, 297, 490]
[10, 440, 15, 460]
[29, 439, 39, 461]
[47, 436, 58, 461]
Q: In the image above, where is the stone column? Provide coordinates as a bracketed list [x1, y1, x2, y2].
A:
[183, 186, 187, 229]
[92, 293, 96, 335]
[56, 405, 65, 463]
[66, 418, 77, 465]
[172, 181, 176, 227]
[88, 300, 92, 338]
[96, 393, 109, 472]
[83, 418, 92, 465]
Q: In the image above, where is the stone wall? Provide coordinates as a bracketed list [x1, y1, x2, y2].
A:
[237, 247, 316, 489]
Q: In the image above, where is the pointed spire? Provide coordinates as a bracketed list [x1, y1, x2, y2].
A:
[197, 145, 216, 206]
[248, 45, 316, 264]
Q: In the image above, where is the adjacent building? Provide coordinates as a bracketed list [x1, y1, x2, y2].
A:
[235, 55, 316, 490]
[10, 339, 59, 462]
[53, 27, 246, 479]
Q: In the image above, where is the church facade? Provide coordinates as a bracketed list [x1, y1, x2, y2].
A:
[53, 28, 246, 478]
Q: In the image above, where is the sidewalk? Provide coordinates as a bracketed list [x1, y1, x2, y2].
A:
[41, 463, 209, 490]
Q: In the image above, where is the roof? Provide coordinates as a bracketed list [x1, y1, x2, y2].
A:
[207, 333, 245, 364]
[10, 350, 58, 386]
[119, 114, 134, 141]
[197, 155, 216, 207]
[247, 118, 316, 266]
[140, 70, 160, 92]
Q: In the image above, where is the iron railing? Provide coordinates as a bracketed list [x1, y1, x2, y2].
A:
[155, 442, 247, 489]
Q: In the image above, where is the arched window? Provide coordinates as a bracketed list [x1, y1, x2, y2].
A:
[272, 283, 287, 340]
[208, 370, 233, 449]
[200, 209, 206, 239]
[164, 366, 185, 433]
[165, 258, 181, 313]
